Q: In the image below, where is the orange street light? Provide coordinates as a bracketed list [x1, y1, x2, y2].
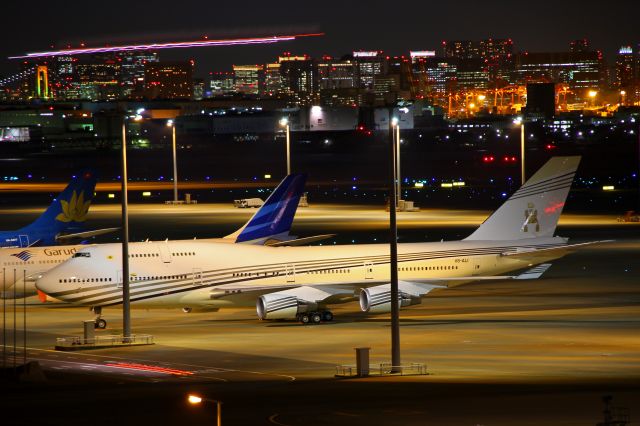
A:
[187, 394, 222, 426]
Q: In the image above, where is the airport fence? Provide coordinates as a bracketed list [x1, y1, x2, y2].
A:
[335, 362, 427, 377]
[55, 334, 154, 349]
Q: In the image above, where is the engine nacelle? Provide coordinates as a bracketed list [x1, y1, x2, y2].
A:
[359, 283, 421, 314]
[257, 293, 311, 320]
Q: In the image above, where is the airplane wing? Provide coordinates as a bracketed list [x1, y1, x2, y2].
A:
[265, 234, 336, 247]
[55, 227, 120, 242]
[209, 263, 554, 298]
[500, 240, 611, 259]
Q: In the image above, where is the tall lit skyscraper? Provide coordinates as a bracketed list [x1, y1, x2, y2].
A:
[233, 64, 263, 95]
[144, 61, 193, 99]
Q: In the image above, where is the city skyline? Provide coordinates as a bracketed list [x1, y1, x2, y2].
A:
[2, 0, 639, 76]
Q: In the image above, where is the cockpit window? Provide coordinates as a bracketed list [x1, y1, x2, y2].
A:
[72, 252, 91, 258]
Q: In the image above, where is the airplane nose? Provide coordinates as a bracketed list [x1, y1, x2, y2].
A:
[35, 274, 57, 296]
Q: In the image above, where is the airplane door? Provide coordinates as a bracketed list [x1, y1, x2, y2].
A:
[157, 243, 172, 263]
[285, 264, 296, 283]
[116, 270, 123, 289]
[19, 235, 29, 248]
[192, 268, 203, 286]
[472, 263, 481, 276]
[364, 261, 374, 279]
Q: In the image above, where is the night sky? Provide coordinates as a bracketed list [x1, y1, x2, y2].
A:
[2, 0, 638, 77]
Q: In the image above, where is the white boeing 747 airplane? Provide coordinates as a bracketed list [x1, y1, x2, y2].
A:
[4, 174, 313, 313]
[38, 157, 601, 324]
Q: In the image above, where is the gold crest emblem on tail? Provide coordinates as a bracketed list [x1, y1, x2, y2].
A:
[523, 202, 539, 233]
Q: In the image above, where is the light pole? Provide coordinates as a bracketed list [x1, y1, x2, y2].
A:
[392, 117, 401, 207]
[188, 394, 222, 426]
[388, 107, 401, 373]
[279, 117, 291, 175]
[120, 114, 141, 341]
[167, 120, 178, 202]
[515, 117, 525, 185]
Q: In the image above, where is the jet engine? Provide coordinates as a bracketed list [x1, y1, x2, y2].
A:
[257, 293, 311, 320]
[359, 283, 422, 313]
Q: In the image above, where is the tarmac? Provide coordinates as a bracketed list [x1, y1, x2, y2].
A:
[0, 203, 639, 425]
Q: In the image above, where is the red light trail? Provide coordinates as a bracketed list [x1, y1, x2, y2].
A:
[8, 33, 324, 59]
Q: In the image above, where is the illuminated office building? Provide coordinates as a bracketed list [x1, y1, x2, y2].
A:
[456, 59, 490, 90]
[279, 55, 317, 105]
[615, 46, 639, 105]
[424, 59, 457, 94]
[353, 51, 387, 90]
[373, 74, 402, 102]
[117, 51, 159, 99]
[410, 51, 436, 64]
[233, 64, 263, 95]
[144, 61, 193, 99]
[443, 40, 480, 59]
[263, 63, 285, 97]
[514, 51, 603, 97]
[317, 57, 357, 106]
[480, 39, 514, 83]
[444, 39, 513, 85]
[207, 72, 235, 97]
[76, 61, 121, 100]
[318, 57, 356, 89]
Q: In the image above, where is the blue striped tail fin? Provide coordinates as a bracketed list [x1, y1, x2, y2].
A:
[231, 174, 307, 244]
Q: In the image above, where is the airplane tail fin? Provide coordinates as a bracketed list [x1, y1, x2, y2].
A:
[464, 156, 580, 241]
[226, 174, 307, 244]
[22, 170, 98, 244]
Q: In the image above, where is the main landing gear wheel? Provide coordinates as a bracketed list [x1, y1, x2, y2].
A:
[321, 311, 334, 322]
[95, 318, 107, 329]
[298, 311, 333, 324]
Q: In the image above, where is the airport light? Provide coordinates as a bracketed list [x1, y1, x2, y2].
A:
[391, 117, 401, 207]
[279, 117, 291, 175]
[187, 394, 222, 426]
[167, 120, 179, 202]
[188, 395, 202, 404]
[588, 90, 598, 108]
[387, 105, 401, 374]
[121, 117, 131, 340]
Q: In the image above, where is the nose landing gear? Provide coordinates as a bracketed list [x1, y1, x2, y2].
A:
[92, 307, 107, 329]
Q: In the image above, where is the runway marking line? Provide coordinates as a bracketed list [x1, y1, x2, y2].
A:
[22, 346, 296, 382]
[268, 414, 292, 426]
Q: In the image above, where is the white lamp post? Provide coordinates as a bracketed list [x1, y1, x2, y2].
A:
[188, 394, 222, 426]
[167, 120, 178, 202]
[279, 117, 291, 175]
[391, 117, 401, 207]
